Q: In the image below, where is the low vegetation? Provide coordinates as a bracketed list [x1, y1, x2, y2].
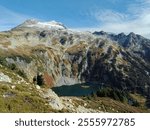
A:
[83, 96, 148, 113]
[0, 83, 54, 112]
[94, 87, 140, 107]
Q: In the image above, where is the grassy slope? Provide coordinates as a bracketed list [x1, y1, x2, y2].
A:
[0, 65, 54, 112]
[0, 64, 149, 113]
[83, 97, 149, 113]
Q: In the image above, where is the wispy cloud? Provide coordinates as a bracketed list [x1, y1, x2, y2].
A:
[81, 0, 150, 38]
[90, 9, 128, 24]
[0, 5, 32, 31]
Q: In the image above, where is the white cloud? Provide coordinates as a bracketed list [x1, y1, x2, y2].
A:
[92, 10, 127, 23]
[83, 0, 150, 38]
[0, 5, 32, 31]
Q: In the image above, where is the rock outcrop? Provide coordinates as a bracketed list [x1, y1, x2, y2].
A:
[0, 72, 11, 83]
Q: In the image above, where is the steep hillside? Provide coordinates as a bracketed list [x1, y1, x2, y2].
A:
[0, 20, 150, 112]
[93, 31, 150, 62]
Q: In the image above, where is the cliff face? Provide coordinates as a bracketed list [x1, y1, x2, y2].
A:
[0, 20, 150, 97]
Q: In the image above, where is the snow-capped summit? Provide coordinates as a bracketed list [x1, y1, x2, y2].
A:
[17, 19, 67, 30]
[22, 19, 39, 25]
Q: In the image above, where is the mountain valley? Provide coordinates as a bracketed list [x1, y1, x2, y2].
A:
[0, 20, 150, 112]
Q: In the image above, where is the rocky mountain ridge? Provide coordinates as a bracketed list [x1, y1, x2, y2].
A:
[93, 31, 150, 62]
[0, 20, 150, 112]
[0, 20, 150, 92]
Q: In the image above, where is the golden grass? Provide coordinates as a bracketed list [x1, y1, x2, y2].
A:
[66, 43, 87, 54]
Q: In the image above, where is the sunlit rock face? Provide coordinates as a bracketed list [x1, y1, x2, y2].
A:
[0, 20, 150, 97]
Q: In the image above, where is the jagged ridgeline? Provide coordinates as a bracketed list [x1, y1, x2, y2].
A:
[0, 19, 150, 112]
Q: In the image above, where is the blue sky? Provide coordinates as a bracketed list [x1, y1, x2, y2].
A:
[0, 0, 150, 38]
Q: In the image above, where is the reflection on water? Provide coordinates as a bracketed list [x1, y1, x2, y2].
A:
[52, 83, 101, 97]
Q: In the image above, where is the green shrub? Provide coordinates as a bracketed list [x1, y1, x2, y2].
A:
[17, 70, 27, 79]
[96, 87, 139, 106]
[132, 100, 140, 107]
[0, 57, 7, 66]
[8, 63, 16, 70]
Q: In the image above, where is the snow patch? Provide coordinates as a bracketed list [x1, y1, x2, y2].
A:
[26, 20, 66, 30]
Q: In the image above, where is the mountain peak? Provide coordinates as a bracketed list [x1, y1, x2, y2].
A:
[118, 32, 126, 37]
[17, 19, 67, 30]
[128, 32, 136, 37]
[22, 19, 39, 25]
[93, 31, 108, 36]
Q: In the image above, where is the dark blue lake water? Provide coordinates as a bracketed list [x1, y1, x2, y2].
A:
[52, 83, 101, 96]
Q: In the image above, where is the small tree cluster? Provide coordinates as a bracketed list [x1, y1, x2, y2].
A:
[33, 73, 44, 86]
[95, 87, 140, 107]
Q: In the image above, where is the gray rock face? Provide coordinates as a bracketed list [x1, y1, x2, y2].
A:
[0, 20, 150, 97]
[93, 31, 150, 62]
[56, 77, 79, 86]
[42, 89, 63, 110]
